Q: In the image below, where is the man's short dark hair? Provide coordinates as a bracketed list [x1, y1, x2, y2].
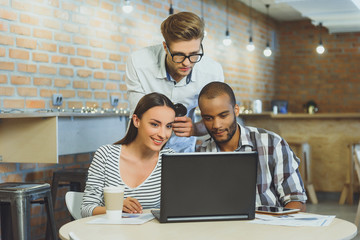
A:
[198, 82, 236, 107]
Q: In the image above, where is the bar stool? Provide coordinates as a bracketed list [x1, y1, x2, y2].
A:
[0, 182, 57, 240]
[51, 168, 88, 208]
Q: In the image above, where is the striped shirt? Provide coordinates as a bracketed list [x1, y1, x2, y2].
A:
[199, 123, 307, 207]
[81, 144, 174, 218]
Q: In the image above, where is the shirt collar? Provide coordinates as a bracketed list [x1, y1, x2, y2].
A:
[235, 123, 255, 151]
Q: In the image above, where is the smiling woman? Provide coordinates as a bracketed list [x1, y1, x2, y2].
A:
[81, 93, 176, 218]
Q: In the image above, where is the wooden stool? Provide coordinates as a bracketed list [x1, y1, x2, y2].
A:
[0, 182, 57, 240]
[288, 142, 318, 204]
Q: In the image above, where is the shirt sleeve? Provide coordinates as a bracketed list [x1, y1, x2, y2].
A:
[125, 54, 146, 114]
[273, 139, 307, 206]
[81, 146, 108, 218]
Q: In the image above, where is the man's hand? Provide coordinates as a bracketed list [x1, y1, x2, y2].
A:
[123, 197, 143, 213]
[172, 116, 194, 137]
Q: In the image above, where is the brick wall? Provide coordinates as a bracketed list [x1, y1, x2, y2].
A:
[276, 20, 360, 113]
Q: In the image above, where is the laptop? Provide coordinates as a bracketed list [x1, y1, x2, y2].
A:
[152, 151, 258, 223]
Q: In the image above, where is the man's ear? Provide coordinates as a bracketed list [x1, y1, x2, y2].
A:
[132, 114, 140, 128]
[234, 104, 240, 117]
[162, 41, 167, 52]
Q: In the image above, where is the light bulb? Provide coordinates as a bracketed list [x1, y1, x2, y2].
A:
[263, 46, 272, 57]
[122, 0, 133, 13]
[223, 30, 231, 46]
[246, 38, 255, 52]
[204, 30, 208, 37]
[316, 44, 325, 54]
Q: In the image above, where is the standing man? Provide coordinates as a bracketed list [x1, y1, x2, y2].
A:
[125, 12, 224, 152]
[198, 82, 307, 211]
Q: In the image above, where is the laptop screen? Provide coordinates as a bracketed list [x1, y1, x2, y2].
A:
[158, 151, 258, 222]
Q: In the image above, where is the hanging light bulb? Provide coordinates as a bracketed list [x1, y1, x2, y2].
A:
[263, 42, 272, 57]
[316, 22, 325, 54]
[223, 29, 232, 46]
[263, 4, 272, 57]
[246, 0, 255, 52]
[169, 0, 174, 15]
[122, 0, 133, 14]
[223, 0, 231, 46]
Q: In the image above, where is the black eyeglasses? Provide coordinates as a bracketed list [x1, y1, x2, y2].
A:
[165, 43, 204, 63]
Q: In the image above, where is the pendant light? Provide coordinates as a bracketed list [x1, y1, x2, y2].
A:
[263, 4, 272, 57]
[246, 0, 255, 52]
[169, 0, 174, 15]
[122, 0, 133, 14]
[223, 0, 232, 46]
[316, 22, 325, 54]
[201, 0, 207, 37]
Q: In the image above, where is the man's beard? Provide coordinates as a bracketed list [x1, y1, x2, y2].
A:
[209, 118, 237, 144]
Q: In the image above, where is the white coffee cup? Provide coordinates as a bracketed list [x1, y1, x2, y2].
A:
[103, 186, 125, 220]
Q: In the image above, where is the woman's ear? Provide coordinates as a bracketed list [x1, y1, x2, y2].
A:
[132, 114, 140, 128]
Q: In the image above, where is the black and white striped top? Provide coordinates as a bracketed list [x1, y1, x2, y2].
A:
[81, 144, 174, 218]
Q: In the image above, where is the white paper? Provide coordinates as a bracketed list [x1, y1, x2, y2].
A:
[87, 213, 154, 225]
[250, 213, 335, 227]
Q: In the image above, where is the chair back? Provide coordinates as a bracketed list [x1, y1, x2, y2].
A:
[65, 191, 84, 220]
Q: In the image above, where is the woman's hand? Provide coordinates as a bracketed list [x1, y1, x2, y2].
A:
[123, 197, 143, 213]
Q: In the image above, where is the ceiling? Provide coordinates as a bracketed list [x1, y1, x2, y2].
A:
[237, 0, 360, 34]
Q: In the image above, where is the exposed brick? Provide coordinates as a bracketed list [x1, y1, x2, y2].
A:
[77, 48, 91, 57]
[119, 45, 130, 53]
[105, 82, 117, 90]
[9, 48, 29, 60]
[0, 163, 17, 173]
[77, 69, 92, 78]
[59, 46, 75, 55]
[103, 42, 116, 51]
[0, 21, 7, 31]
[80, 6, 94, 15]
[109, 53, 121, 61]
[62, 2, 78, 11]
[90, 39, 102, 48]
[0, 46, 5, 56]
[55, 32, 71, 42]
[0, 74, 7, 83]
[109, 73, 121, 81]
[96, 9, 110, 20]
[59, 89, 75, 98]
[103, 62, 115, 70]
[18, 63, 37, 73]
[26, 100, 45, 109]
[54, 9, 69, 21]
[10, 25, 31, 36]
[52, 55, 68, 64]
[94, 71, 106, 79]
[16, 37, 37, 49]
[94, 92, 108, 99]
[2, 173, 22, 182]
[0, 86, 14, 96]
[90, 81, 103, 89]
[0, 34, 14, 45]
[54, 78, 70, 88]
[72, 14, 89, 25]
[70, 57, 85, 66]
[34, 77, 52, 86]
[18, 87, 37, 97]
[63, 22, 79, 33]
[73, 80, 88, 89]
[34, 28, 52, 40]
[78, 91, 92, 98]
[117, 63, 126, 71]
[32, 52, 49, 62]
[11, 75, 31, 85]
[87, 59, 101, 68]
[76, 153, 92, 163]
[39, 65, 57, 75]
[119, 84, 127, 91]
[20, 14, 39, 25]
[86, 101, 98, 108]
[93, 51, 107, 59]
[38, 42, 57, 52]
[67, 101, 83, 109]
[73, 36, 87, 45]
[44, 19, 61, 30]
[0, 61, 14, 70]
[48, 0, 59, 7]
[60, 67, 74, 76]
[40, 89, 56, 97]
[0, 8, 17, 20]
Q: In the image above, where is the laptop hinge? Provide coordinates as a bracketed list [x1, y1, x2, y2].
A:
[167, 215, 249, 222]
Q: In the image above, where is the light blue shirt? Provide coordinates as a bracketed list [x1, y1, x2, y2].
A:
[125, 44, 224, 152]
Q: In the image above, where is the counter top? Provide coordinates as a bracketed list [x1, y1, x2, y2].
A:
[0, 111, 129, 119]
[239, 112, 360, 119]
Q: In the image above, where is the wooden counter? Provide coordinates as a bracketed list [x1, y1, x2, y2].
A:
[239, 112, 360, 193]
[0, 112, 128, 163]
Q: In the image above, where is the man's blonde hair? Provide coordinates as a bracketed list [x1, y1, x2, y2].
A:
[161, 12, 204, 45]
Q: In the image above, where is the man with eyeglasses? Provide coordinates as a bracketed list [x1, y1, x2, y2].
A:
[125, 12, 224, 152]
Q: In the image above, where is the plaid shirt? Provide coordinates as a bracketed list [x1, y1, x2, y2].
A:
[199, 123, 307, 207]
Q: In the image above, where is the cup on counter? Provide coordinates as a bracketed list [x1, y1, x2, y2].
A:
[103, 186, 125, 220]
[253, 100, 262, 114]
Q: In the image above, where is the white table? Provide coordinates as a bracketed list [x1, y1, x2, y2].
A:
[59, 212, 357, 240]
